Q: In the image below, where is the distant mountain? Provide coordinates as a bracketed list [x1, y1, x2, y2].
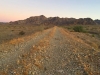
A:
[94, 19, 100, 25]
[9, 15, 98, 25]
[0, 22, 8, 25]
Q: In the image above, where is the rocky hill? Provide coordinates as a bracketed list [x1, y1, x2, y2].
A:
[9, 15, 98, 25]
[94, 19, 100, 25]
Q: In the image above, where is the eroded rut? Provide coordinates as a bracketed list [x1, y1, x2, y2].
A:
[0, 27, 100, 75]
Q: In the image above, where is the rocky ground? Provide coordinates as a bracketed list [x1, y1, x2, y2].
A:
[0, 26, 100, 75]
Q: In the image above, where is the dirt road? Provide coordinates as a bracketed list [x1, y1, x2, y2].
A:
[0, 26, 100, 75]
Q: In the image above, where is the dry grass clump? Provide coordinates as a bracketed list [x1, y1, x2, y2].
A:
[9, 38, 24, 45]
[88, 42, 98, 49]
[34, 58, 43, 69]
[0, 71, 7, 75]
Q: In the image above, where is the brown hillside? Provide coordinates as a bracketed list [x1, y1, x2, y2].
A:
[9, 15, 97, 25]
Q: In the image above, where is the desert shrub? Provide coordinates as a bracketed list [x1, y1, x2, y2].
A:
[11, 30, 14, 31]
[98, 46, 100, 49]
[92, 34, 95, 37]
[73, 26, 85, 32]
[19, 31, 25, 35]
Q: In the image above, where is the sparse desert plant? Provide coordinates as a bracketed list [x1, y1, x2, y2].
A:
[73, 26, 85, 32]
[11, 30, 14, 31]
[92, 34, 95, 37]
[19, 31, 25, 35]
[98, 46, 100, 49]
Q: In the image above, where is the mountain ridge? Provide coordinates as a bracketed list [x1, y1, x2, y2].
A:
[9, 15, 100, 25]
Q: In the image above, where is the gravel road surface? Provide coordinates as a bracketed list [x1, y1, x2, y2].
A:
[0, 27, 100, 75]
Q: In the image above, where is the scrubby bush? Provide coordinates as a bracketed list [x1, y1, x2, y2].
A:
[19, 31, 25, 35]
[73, 26, 85, 32]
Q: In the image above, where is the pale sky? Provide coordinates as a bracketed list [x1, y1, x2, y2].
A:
[0, 0, 100, 22]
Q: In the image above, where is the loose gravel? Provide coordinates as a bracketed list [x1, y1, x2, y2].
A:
[0, 27, 100, 75]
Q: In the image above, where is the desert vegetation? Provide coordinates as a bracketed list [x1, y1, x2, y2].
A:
[0, 24, 53, 44]
[61, 25, 100, 38]
[73, 25, 86, 32]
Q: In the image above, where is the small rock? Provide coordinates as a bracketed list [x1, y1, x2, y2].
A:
[17, 59, 20, 64]
[4, 51, 7, 53]
[57, 70, 64, 73]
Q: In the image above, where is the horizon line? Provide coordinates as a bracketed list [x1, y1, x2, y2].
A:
[0, 15, 100, 22]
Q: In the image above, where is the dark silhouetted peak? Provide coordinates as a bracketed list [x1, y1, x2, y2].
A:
[26, 15, 47, 21]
